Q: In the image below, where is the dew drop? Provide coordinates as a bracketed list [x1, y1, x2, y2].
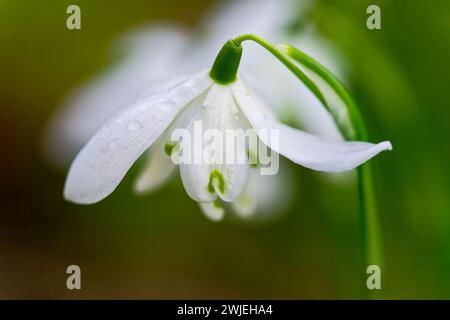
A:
[108, 138, 120, 149]
[128, 120, 143, 131]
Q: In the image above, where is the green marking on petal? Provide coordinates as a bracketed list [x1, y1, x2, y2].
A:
[207, 169, 226, 195]
[212, 199, 222, 209]
[247, 149, 259, 168]
[164, 143, 177, 157]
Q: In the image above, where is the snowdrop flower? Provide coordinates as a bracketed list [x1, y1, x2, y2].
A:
[64, 39, 392, 218]
[48, 0, 374, 220]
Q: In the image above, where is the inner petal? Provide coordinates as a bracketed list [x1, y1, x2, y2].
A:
[179, 84, 249, 203]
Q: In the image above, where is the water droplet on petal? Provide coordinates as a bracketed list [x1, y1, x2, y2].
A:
[108, 138, 120, 149]
[128, 120, 142, 131]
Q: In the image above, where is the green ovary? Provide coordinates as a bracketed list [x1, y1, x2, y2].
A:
[207, 169, 226, 195]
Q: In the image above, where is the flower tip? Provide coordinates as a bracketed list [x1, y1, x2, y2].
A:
[199, 202, 225, 222]
[63, 177, 103, 205]
[133, 182, 145, 195]
[62, 188, 86, 205]
[63, 182, 76, 203]
[132, 178, 152, 196]
[381, 140, 393, 151]
[208, 214, 224, 223]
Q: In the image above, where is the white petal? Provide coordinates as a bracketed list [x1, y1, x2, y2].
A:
[213, 162, 249, 202]
[44, 25, 190, 166]
[64, 71, 212, 204]
[198, 202, 225, 222]
[177, 97, 218, 203]
[232, 80, 392, 172]
[232, 189, 256, 219]
[134, 89, 209, 195]
[180, 164, 217, 203]
[133, 142, 175, 194]
[179, 85, 249, 202]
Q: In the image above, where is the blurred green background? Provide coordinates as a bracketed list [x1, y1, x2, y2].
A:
[1, 0, 449, 299]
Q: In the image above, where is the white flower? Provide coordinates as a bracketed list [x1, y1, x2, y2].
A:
[64, 69, 392, 216]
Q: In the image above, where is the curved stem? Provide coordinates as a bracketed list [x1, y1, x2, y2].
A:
[285, 45, 384, 297]
[282, 45, 384, 279]
[234, 34, 384, 297]
[234, 34, 327, 107]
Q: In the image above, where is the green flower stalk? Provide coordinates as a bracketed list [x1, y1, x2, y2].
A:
[211, 34, 388, 295]
[283, 45, 384, 296]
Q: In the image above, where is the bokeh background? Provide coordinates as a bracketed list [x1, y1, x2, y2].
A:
[1, 0, 450, 299]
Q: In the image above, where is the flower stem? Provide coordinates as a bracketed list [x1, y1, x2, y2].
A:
[234, 34, 328, 107]
[281, 46, 384, 290]
[233, 34, 384, 297]
[358, 163, 383, 270]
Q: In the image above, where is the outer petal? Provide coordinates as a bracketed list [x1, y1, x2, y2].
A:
[133, 91, 208, 194]
[64, 72, 212, 204]
[232, 80, 392, 172]
[179, 85, 249, 202]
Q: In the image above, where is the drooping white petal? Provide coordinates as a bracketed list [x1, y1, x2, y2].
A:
[133, 141, 175, 194]
[232, 80, 392, 172]
[133, 90, 210, 194]
[64, 71, 212, 204]
[179, 85, 249, 203]
[198, 202, 225, 222]
[44, 25, 190, 166]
